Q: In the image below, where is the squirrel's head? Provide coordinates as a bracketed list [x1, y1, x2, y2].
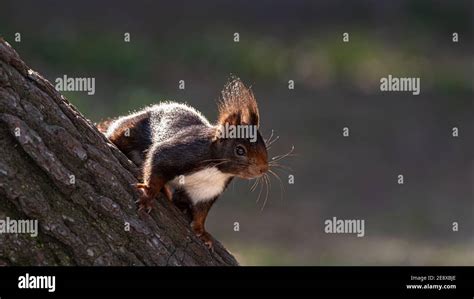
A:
[212, 78, 268, 179]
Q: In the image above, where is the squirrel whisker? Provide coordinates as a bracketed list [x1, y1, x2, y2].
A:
[208, 160, 232, 168]
[271, 145, 295, 162]
[271, 154, 297, 163]
[264, 129, 274, 143]
[266, 135, 280, 150]
[264, 129, 277, 146]
[202, 158, 251, 168]
[199, 158, 231, 164]
[256, 176, 265, 203]
[250, 177, 260, 192]
[260, 174, 271, 212]
[268, 168, 285, 201]
[268, 162, 293, 173]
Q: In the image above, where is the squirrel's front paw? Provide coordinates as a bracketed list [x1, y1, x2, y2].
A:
[197, 231, 214, 252]
[135, 183, 155, 213]
[137, 195, 154, 213]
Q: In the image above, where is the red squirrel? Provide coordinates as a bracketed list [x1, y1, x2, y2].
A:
[99, 78, 268, 250]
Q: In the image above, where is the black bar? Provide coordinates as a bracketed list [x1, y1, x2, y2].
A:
[0, 267, 472, 298]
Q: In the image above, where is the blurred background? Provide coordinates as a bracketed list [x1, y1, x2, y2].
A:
[1, 0, 472, 265]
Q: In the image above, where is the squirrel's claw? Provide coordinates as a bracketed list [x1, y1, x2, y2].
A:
[135, 182, 155, 213]
[197, 231, 214, 252]
[137, 193, 155, 213]
[205, 240, 214, 252]
[137, 200, 154, 213]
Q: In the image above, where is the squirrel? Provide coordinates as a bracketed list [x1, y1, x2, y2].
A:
[98, 78, 268, 250]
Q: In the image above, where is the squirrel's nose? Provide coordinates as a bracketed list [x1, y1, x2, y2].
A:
[259, 164, 268, 174]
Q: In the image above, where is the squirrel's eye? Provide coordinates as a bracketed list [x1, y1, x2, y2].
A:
[235, 145, 246, 156]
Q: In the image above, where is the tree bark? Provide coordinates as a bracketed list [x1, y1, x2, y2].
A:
[0, 38, 238, 266]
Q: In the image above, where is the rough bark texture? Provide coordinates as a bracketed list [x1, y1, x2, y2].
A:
[0, 38, 238, 266]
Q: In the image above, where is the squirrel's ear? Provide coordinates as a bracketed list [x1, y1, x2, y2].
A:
[213, 112, 241, 141]
[217, 78, 260, 128]
[219, 112, 241, 126]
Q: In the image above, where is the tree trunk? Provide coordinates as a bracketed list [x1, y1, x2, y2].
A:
[0, 38, 238, 266]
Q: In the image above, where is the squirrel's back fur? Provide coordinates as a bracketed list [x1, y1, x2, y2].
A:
[148, 102, 211, 144]
[104, 102, 211, 166]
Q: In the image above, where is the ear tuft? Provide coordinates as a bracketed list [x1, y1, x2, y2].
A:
[217, 77, 259, 127]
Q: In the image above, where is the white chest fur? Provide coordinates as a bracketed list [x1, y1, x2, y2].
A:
[169, 167, 232, 204]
